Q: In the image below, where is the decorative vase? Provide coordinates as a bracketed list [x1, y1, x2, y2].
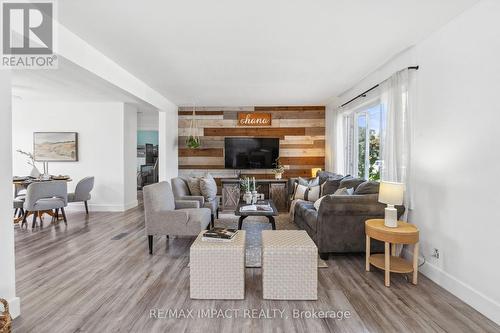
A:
[243, 191, 252, 204]
[251, 190, 258, 204]
[274, 173, 282, 180]
[30, 166, 41, 178]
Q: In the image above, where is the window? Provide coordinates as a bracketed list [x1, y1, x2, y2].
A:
[353, 103, 383, 180]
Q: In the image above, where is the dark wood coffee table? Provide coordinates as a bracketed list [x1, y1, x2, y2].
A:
[235, 199, 278, 230]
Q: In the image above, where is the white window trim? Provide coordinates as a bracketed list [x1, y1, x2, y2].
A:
[350, 99, 381, 179]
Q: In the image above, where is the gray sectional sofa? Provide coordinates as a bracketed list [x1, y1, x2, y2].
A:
[289, 172, 405, 259]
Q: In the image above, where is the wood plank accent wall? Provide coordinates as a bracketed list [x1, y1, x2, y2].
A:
[178, 106, 325, 180]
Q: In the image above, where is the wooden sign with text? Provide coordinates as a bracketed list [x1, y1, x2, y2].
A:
[238, 112, 272, 126]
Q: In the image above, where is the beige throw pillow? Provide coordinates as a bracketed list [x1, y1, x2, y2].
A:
[200, 173, 217, 200]
[314, 195, 327, 211]
[293, 184, 308, 200]
[187, 177, 202, 196]
[334, 187, 354, 195]
[307, 185, 321, 202]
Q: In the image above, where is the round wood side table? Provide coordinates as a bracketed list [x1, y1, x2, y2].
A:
[365, 219, 419, 287]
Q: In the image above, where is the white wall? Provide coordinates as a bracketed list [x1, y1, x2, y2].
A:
[124, 103, 138, 207]
[332, 0, 500, 324]
[12, 101, 138, 211]
[412, 0, 500, 324]
[0, 73, 20, 318]
[137, 111, 159, 131]
[158, 108, 179, 182]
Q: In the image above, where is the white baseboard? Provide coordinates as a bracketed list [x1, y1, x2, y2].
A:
[65, 200, 138, 212]
[402, 249, 500, 325]
[123, 200, 139, 211]
[6, 297, 20, 319]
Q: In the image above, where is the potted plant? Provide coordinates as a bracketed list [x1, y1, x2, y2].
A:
[186, 136, 201, 149]
[186, 106, 201, 149]
[239, 176, 252, 204]
[272, 157, 285, 179]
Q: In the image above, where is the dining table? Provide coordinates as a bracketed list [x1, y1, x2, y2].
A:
[13, 176, 72, 224]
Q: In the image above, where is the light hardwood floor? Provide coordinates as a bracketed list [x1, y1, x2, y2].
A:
[12, 196, 500, 333]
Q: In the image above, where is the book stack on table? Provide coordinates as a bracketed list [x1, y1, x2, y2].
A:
[202, 228, 238, 242]
[240, 202, 273, 212]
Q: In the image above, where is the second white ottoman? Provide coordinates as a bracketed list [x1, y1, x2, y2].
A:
[262, 230, 317, 300]
[190, 230, 245, 299]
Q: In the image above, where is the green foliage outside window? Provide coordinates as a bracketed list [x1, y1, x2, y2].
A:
[358, 129, 381, 181]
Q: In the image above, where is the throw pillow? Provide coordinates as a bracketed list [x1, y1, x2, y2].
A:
[334, 187, 349, 195]
[333, 187, 354, 195]
[199, 173, 217, 200]
[293, 184, 308, 200]
[291, 177, 319, 198]
[187, 177, 202, 196]
[339, 177, 365, 191]
[307, 185, 321, 202]
[317, 171, 341, 185]
[313, 195, 327, 211]
[354, 181, 380, 195]
[321, 175, 345, 195]
[293, 183, 321, 202]
[298, 177, 319, 187]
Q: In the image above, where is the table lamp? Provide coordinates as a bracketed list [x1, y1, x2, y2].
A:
[378, 181, 404, 228]
[311, 168, 322, 177]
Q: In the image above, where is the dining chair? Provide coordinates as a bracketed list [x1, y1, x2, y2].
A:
[68, 177, 94, 214]
[14, 183, 27, 197]
[13, 183, 26, 219]
[13, 196, 25, 220]
[22, 181, 68, 228]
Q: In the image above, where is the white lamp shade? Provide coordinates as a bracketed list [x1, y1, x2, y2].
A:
[378, 181, 404, 205]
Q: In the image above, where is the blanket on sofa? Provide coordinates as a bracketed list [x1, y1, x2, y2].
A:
[289, 198, 310, 220]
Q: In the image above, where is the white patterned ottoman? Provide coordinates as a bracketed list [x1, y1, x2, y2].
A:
[262, 230, 318, 300]
[190, 230, 245, 299]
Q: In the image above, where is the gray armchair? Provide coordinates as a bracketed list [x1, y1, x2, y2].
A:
[68, 176, 94, 214]
[23, 181, 68, 228]
[171, 177, 219, 226]
[143, 181, 211, 254]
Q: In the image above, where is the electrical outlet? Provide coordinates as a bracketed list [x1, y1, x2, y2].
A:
[284, 165, 290, 170]
[431, 248, 440, 259]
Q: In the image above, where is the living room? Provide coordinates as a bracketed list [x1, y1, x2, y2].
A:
[1, 1, 499, 332]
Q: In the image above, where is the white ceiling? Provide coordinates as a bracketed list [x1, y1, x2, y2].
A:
[12, 58, 158, 112]
[58, 0, 479, 106]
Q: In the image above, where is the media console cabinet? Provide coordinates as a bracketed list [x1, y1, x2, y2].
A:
[221, 178, 288, 212]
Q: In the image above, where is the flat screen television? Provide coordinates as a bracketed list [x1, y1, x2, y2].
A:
[224, 138, 279, 169]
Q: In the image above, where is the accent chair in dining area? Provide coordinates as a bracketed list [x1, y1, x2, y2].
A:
[13, 183, 27, 220]
[13, 196, 25, 220]
[68, 176, 95, 214]
[22, 180, 68, 228]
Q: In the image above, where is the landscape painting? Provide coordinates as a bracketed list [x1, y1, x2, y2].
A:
[33, 132, 78, 161]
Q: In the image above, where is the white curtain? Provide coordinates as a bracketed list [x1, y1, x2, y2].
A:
[342, 113, 355, 176]
[379, 68, 415, 212]
[334, 68, 415, 215]
[332, 108, 354, 176]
